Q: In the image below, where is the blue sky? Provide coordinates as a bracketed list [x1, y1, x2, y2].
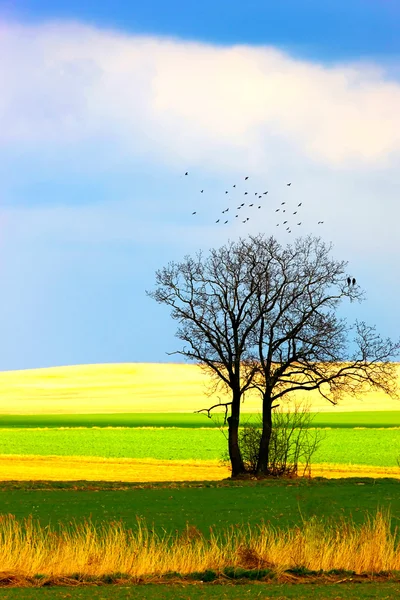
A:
[0, 1, 399, 370]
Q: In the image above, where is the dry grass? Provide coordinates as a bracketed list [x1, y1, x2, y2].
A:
[0, 362, 399, 415]
[0, 510, 398, 583]
[0, 455, 398, 482]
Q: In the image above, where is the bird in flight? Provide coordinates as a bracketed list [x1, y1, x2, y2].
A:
[245, 176, 249, 180]
[185, 172, 188, 176]
[192, 211, 196, 215]
[298, 203, 302, 207]
[240, 203, 245, 206]
[287, 183, 291, 186]
[216, 219, 220, 223]
[224, 220, 228, 224]
[249, 203, 254, 207]
[297, 222, 302, 225]
[275, 208, 280, 212]
[201, 190, 203, 193]
[293, 211, 297, 215]
[233, 185, 236, 188]
[263, 191, 268, 195]
[283, 221, 287, 224]
[281, 202, 286, 205]
[225, 191, 228, 194]
[258, 205, 261, 209]
[244, 192, 248, 195]
[318, 221, 324, 224]
[352, 278, 356, 286]
[258, 195, 262, 199]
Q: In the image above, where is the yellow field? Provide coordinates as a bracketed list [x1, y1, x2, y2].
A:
[0, 455, 397, 482]
[0, 362, 399, 414]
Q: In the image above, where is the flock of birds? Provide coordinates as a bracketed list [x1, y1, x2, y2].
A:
[182, 171, 356, 286]
[184, 172, 324, 233]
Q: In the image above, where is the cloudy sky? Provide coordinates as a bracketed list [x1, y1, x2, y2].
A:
[0, 0, 399, 371]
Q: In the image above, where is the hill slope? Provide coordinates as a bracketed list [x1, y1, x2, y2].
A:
[0, 363, 399, 415]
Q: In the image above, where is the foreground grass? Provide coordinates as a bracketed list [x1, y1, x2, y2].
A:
[0, 427, 399, 467]
[1, 584, 400, 598]
[0, 478, 398, 537]
[0, 411, 399, 428]
[0, 510, 398, 582]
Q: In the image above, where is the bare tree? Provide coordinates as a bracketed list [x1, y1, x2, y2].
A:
[244, 236, 399, 475]
[147, 239, 272, 475]
[148, 234, 399, 478]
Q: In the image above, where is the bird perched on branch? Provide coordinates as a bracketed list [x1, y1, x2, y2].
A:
[347, 277, 351, 286]
[352, 278, 356, 286]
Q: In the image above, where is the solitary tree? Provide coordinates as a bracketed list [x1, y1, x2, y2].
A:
[148, 234, 399, 478]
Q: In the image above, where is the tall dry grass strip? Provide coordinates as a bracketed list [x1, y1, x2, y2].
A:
[0, 510, 399, 582]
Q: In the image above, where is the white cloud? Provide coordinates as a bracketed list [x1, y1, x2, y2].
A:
[0, 19, 399, 170]
[0, 17, 399, 352]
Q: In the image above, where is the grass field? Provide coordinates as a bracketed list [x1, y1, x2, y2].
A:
[0, 362, 399, 414]
[0, 410, 399, 428]
[0, 478, 398, 536]
[0, 427, 399, 467]
[1, 583, 400, 599]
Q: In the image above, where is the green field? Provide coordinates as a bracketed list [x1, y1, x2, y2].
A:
[0, 583, 399, 599]
[0, 411, 399, 428]
[0, 427, 399, 466]
[0, 478, 399, 536]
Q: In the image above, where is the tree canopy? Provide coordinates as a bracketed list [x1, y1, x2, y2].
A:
[148, 234, 399, 477]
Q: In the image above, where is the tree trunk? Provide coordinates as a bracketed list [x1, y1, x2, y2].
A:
[228, 389, 245, 477]
[256, 394, 272, 475]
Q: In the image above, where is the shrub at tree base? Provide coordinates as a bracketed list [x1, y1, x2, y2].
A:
[221, 401, 325, 477]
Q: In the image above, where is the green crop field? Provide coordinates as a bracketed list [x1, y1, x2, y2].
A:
[0, 583, 400, 598]
[0, 583, 399, 599]
[0, 410, 399, 428]
[0, 478, 399, 536]
[0, 427, 399, 466]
